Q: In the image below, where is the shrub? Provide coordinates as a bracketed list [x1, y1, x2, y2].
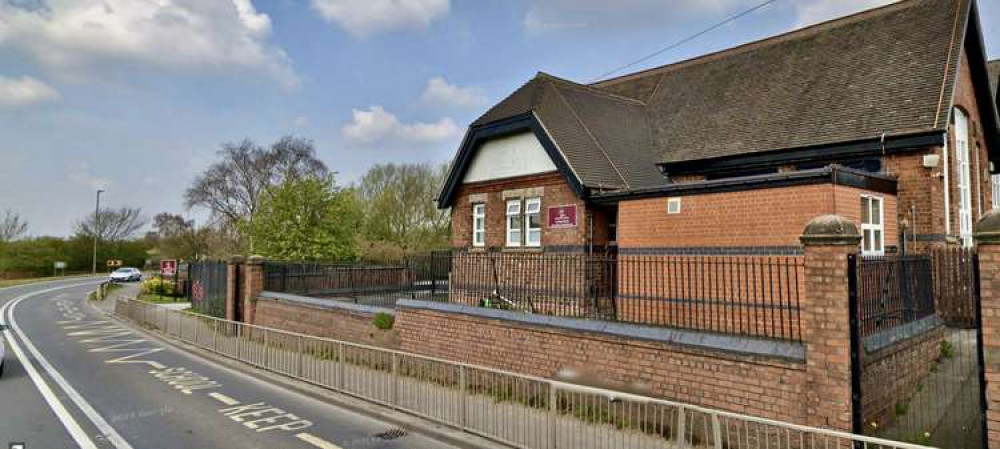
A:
[142, 278, 176, 296]
[940, 340, 955, 359]
[373, 312, 395, 330]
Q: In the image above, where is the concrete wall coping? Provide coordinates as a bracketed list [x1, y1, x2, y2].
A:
[397, 299, 805, 362]
[862, 315, 943, 354]
[259, 291, 396, 316]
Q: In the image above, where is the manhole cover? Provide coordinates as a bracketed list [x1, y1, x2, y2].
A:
[374, 427, 408, 440]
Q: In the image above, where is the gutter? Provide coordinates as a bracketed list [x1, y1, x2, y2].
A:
[590, 165, 897, 204]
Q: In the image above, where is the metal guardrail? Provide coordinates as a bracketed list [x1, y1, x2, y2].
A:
[113, 298, 933, 449]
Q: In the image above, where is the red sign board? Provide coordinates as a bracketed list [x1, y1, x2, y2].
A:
[547, 205, 578, 228]
[160, 259, 177, 277]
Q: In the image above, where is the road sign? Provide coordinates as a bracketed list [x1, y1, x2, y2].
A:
[53, 261, 67, 269]
[106, 259, 122, 267]
[160, 259, 177, 276]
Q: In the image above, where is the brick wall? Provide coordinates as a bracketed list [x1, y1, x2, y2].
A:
[860, 326, 945, 429]
[450, 171, 610, 250]
[617, 183, 898, 249]
[252, 297, 398, 348]
[395, 306, 808, 424]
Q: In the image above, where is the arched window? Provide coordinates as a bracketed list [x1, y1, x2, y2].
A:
[954, 108, 973, 247]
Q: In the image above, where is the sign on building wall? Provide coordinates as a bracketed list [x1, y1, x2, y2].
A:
[160, 259, 177, 276]
[547, 205, 578, 228]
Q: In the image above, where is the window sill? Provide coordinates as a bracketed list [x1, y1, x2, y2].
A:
[501, 247, 544, 253]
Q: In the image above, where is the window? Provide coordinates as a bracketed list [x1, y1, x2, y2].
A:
[525, 198, 542, 247]
[992, 174, 1000, 209]
[860, 195, 884, 256]
[472, 204, 485, 247]
[505, 197, 542, 247]
[667, 198, 682, 214]
[506, 200, 522, 247]
[955, 108, 973, 247]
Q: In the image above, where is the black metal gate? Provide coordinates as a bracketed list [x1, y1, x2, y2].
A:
[849, 249, 986, 448]
[188, 260, 228, 318]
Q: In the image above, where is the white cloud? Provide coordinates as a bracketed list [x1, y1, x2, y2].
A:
[342, 106, 459, 144]
[793, 0, 897, 28]
[69, 162, 110, 190]
[310, 0, 449, 37]
[421, 77, 487, 109]
[0, 76, 61, 107]
[0, 0, 297, 88]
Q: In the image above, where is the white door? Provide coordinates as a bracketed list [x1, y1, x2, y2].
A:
[955, 108, 973, 247]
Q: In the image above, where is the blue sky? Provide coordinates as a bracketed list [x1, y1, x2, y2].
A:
[1, 0, 998, 237]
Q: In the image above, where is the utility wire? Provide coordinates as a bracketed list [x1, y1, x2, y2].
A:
[589, 0, 783, 83]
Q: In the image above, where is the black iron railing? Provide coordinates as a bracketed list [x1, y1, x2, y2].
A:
[188, 260, 228, 318]
[855, 254, 935, 338]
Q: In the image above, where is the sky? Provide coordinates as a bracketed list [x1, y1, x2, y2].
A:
[0, 0, 998, 237]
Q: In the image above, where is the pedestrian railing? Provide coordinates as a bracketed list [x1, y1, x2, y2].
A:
[113, 297, 932, 449]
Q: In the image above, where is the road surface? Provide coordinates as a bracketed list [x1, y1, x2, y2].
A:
[0, 279, 462, 449]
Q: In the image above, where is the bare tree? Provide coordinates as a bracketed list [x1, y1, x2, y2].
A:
[0, 209, 28, 242]
[184, 136, 328, 251]
[75, 206, 146, 242]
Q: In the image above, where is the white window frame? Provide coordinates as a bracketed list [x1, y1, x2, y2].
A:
[505, 200, 522, 247]
[860, 195, 884, 256]
[667, 198, 682, 214]
[992, 174, 1000, 210]
[525, 198, 542, 247]
[472, 204, 486, 247]
[955, 108, 974, 247]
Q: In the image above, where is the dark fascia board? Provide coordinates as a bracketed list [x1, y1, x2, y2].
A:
[591, 165, 897, 204]
[436, 113, 587, 208]
[964, 2, 1000, 162]
[656, 130, 945, 177]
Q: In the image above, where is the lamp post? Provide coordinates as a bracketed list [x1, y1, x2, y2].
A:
[91, 189, 103, 275]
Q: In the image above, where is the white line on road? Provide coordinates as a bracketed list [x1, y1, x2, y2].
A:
[296, 433, 344, 449]
[0, 284, 99, 449]
[208, 392, 241, 406]
[5, 283, 137, 449]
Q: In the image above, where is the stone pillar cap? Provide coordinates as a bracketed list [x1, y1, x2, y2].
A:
[975, 209, 1000, 244]
[229, 255, 245, 263]
[800, 214, 861, 246]
[247, 255, 266, 265]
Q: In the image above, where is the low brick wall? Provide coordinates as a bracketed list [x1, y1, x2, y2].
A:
[395, 300, 809, 424]
[251, 292, 399, 348]
[860, 319, 945, 428]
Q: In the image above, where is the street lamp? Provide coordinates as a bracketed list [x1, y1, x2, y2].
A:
[91, 189, 103, 275]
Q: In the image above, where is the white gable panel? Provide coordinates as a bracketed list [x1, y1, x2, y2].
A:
[463, 132, 557, 183]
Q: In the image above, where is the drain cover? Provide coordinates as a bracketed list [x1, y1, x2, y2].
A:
[374, 427, 408, 440]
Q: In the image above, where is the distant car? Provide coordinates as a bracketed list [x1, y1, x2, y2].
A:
[109, 267, 142, 283]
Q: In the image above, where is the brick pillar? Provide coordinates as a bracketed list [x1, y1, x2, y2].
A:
[799, 214, 861, 431]
[243, 255, 265, 325]
[975, 210, 1000, 448]
[225, 255, 244, 322]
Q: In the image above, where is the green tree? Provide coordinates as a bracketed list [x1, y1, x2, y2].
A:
[358, 163, 450, 255]
[245, 176, 361, 261]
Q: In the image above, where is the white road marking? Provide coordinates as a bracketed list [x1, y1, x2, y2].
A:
[296, 433, 344, 449]
[5, 284, 137, 449]
[208, 392, 241, 406]
[0, 284, 100, 449]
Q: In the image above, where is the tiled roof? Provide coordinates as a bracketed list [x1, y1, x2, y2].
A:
[464, 0, 976, 187]
[990, 60, 1000, 100]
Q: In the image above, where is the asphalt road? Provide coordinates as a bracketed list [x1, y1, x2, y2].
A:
[0, 279, 461, 449]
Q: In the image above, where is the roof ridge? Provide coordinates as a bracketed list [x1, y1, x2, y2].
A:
[544, 78, 630, 188]
[536, 72, 647, 106]
[934, 0, 968, 129]
[591, 0, 922, 87]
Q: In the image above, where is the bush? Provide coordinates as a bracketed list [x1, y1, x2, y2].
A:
[373, 312, 395, 330]
[142, 278, 177, 296]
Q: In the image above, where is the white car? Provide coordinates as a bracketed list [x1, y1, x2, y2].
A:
[109, 267, 142, 283]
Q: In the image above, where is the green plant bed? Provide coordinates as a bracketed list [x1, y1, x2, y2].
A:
[137, 292, 188, 304]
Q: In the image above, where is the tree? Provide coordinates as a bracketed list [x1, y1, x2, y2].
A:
[0, 210, 28, 243]
[74, 206, 146, 242]
[184, 136, 328, 251]
[244, 176, 361, 261]
[148, 213, 212, 261]
[358, 163, 450, 253]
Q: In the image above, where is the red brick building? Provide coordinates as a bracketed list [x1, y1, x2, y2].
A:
[439, 0, 1000, 258]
